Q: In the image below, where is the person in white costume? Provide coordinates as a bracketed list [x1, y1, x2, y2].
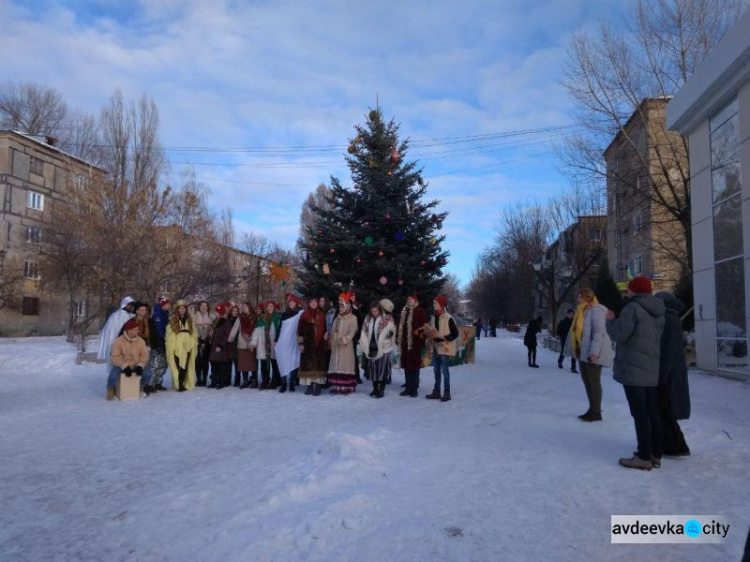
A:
[97, 296, 135, 369]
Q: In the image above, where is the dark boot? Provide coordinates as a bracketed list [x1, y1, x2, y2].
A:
[312, 383, 322, 396]
[369, 382, 378, 398]
[577, 409, 592, 420]
[279, 376, 287, 393]
[441, 391, 451, 402]
[289, 373, 296, 392]
[233, 372, 241, 387]
[581, 410, 602, 422]
[305, 384, 314, 395]
[249, 373, 258, 389]
[178, 368, 187, 392]
[240, 372, 249, 389]
[375, 382, 385, 399]
[426, 389, 441, 400]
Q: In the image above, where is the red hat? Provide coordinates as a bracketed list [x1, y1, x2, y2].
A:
[409, 293, 418, 301]
[338, 291, 354, 304]
[123, 318, 139, 332]
[286, 293, 304, 307]
[159, 297, 171, 307]
[434, 295, 447, 309]
[628, 276, 653, 295]
[215, 303, 227, 316]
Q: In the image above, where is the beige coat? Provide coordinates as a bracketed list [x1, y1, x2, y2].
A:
[111, 333, 149, 369]
[328, 312, 358, 374]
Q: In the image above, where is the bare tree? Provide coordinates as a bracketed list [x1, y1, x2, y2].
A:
[441, 273, 463, 313]
[0, 254, 25, 312]
[0, 81, 68, 137]
[559, 0, 747, 274]
[297, 183, 331, 250]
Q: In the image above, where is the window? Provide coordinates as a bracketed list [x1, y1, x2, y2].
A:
[30, 156, 43, 176]
[22, 297, 40, 316]
[633, 211, 642, 234]
[588, 228, 602, 242]
[25, 226, 42, 244]
[75, 174, 89, 188]
[23, 261, 40, 280]
[633, 255, 643, 275]
[75, 301, 87, 317]
[27, 191, 44, 211]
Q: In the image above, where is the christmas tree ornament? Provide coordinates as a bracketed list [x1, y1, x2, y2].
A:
[395, 231, 404, 241]
[390, 149, 400, 164]
[429, 236, 436, 245]
[354, 257, 361, 264]
[378, 249, 384, 257]
[365, 236, 374, 245]
[314, 264, 319, 270]
[329, 248, 335, 254]
[368, 158, 375, 167]
[405, 201, 411, 215]
[379, 276, 388, 285]
[322, 263, 330, 275]
[386, 170, 392, 177]
[363, 220, 370, 226]
[385, 213, 391, 220]
[420, 260, 426, 266]
[417, 176, 424, 186]
[318, 229, 323, 236]
[398, 279, 404, 285]
[347, 145, 356, 154]
[354, 135, 362, 144]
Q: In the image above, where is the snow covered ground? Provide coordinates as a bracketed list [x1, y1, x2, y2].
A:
[0, 331, 747, 561]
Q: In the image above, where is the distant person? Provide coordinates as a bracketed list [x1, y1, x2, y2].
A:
[473, 318, 483, 340]
[567, 290, 613, 422]
[523, 316, 543, 368]
[489, 317, 498, 337]
[654, 291, 691, 457]
[97, 296, 135, 369]
[149, 298, 170, 391]
[606, 276, 666, 470]
[556, 308, 577, 373]
[397, 293, 429, 397]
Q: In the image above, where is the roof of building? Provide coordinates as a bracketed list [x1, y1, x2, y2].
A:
[603, 97, 671, 159]
[0, 129, 106, 172]
[667, 9, 750, 133]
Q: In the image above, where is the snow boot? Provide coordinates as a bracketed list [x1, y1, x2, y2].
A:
[305, 385, 314, 395]
[577, 409, 592, 420]
[369, 383, 377, 398]
[633, 451, 661, 468]
[312, 383, 322, 396]
[558, 360, 563, 369]
[375, 382, 385, 399]
[581, 410, 602, 422]
[106, 387, 115, 401]
[289, 373, 296, 392]
[618, 455, 652, 470]
[441, 391, 452, 402]
[155, 383, 168, 391]
[425, 390, 441, 400]
[532, 363, 540, 368]
[399, 386, 411, 397]
[279, 377, 288, 393]
[178, 369, 187, 392]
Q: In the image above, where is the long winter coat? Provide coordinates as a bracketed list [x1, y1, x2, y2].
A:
[655, 292, 691, 420]
[359, 313, 396, 360]
[298, 308, 327, 378]
[577, 304, 615, 368]
[328, 312, 358, 374]
[398, 304, 429, 371]
[606, 294, 666, 387]
[166, 314, 198, 390]
[209, 317, 232, 363]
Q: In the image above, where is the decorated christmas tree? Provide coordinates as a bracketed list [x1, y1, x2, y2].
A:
[299, 108, 449, 311]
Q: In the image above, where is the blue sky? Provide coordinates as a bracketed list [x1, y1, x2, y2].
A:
[1, 0, 625, 286]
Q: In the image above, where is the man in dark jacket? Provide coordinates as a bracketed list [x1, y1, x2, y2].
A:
[523, 316, 543, 368]
[654, 291, 691, 457]
[556, 308, 577, 373]
[606, 276, 666, 470]
[150, 298, 170, 390]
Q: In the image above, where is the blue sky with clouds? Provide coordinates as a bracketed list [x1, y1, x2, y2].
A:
[1, 0, 625, 286]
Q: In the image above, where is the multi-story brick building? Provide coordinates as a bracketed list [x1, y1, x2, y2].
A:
[604, 98, 689, 292]
[0, 130, 105, 336]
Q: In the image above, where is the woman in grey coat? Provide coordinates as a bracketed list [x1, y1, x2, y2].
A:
[567, 289, 614, 422]
[606, 276, 666, 470]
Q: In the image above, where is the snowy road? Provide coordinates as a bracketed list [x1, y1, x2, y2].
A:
[0, 332, 747, 561]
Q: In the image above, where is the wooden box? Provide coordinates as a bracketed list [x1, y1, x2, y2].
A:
[116, 373, 142, 401]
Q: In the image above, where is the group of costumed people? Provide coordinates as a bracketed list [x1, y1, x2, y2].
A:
[98, 291, 460, 403]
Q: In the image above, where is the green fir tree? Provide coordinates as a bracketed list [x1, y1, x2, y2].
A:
[298, 108, 449, 310]
[593, 257, 623, 314]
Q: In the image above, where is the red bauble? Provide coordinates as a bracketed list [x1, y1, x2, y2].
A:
[390, 149, 399, 164]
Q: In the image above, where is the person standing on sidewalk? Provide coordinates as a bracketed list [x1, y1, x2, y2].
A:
[606, 276, 666, 470]
[567, 290, 613, 422]
[523, 316, 543, 368]
[425, 295, 458, 402]
[556, 308, 577, 373]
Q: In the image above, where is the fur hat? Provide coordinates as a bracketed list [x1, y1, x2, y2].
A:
[379, 298, 394, 313]
[215, 303, 227, 316]
[159, 297, 171, 307]
[434, 295, 447, 309]
[628, 276, 653, 295]
[123, 318, 139, 332]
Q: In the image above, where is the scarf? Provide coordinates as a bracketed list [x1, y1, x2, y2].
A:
[398, 304, 415, 351]
[240, 312, 256, 338]
[137, 315, 150, 342]
[570, 297, 598, 358]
